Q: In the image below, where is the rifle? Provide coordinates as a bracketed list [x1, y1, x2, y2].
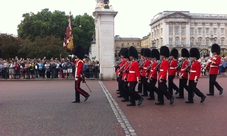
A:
[176, 59, 184, 70]
[183, 60, 192, 72]
[114, 60, 122, 68]
[146, 62, 153, 72]
[123, 62, 131, 73]
[139, 60, 144, 69]
[154, 60, 162, 70]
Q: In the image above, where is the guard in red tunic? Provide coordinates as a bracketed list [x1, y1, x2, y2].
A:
[186, 48, 206, 103]
[72, 45, 90, 103]
[137, 48, 145, 93]
[205, 44, 223, 96]
[168, 48, 179, 95]
[155, 46, 174, 105]
[141, 48, 151, 96]
[126, 46, 144, 106]
[147, 49, 159, 100]
[176, 48, 189, 99]
[121, 48, 130, 102]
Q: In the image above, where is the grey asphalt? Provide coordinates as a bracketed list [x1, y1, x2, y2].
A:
[0, 80, 124, 136]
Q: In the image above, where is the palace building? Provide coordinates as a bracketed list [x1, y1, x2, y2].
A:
[150, 11, 227, 57]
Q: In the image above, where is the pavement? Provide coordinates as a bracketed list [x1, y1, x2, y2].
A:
[0, 77, 227, 136]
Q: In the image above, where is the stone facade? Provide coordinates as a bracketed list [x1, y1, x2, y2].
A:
[150, 11, 227, 56]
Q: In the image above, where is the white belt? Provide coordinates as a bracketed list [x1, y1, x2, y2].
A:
[169, 67, 176, 69]
[129, 71, 135, 73]
[160, 69, 163, 71]
[210, 65, 218, 67]
[190, 70, 196, 73]
[143, 67, 147, 70]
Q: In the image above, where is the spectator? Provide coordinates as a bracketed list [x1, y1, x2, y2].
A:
[66, 59, 73, 79]
[44, 60, 51, 78]
[9, 60, 14, 79]
[14, 61, 20, 79]
[62, 60, 68, 78]
[34, 61, 39, 78]
[94, 61, 100, 78]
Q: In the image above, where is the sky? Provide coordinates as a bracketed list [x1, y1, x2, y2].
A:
[1, 0, 227, 38]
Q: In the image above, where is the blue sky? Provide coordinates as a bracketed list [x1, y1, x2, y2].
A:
[0, 0, 227, 38]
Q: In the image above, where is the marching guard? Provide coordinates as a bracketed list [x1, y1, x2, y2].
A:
[155, 46, 174, 105]
[72, 45, 90, 103]
[205, 44, 223, 96]
[141, 48, 151, 96]
[177, 48, 189, 99]
[168, 48, 179, 95]
[137, 48, 145, 93]
[147, 49, 160, 100]
[186, 48, 206, 103]
[127, 46, 144, 106]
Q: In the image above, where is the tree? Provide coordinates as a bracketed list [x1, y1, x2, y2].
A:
[72, 13, 95, 54]
[18, 9, 68, 41]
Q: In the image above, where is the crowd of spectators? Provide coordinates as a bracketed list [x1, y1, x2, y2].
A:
[0, 56, 100, 80]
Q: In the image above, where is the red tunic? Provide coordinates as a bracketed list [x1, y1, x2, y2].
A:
[168, 59, 178, 76]
[205, 55, 221, 75]
[116, 58, 126, 76]
[189, 60, 201, 81]
[158, 59, 168, 81]
[127, 60, 141, 82]
[180, 60, 189, 79]
[75, 60, 84, 78]
[141, 58, 151, 76]
[122, 61, 130, 80]
[148, 61, 158, 79]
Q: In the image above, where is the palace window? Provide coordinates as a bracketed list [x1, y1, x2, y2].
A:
[169, 27, 173, 34]
[221, 39, 224, 46]
[198, 38, 202, 46]
[206, 38, 209, 46]
[175, 27, 179, 35]
[221, 28, 224, 34]
[198, 28, 202, 35]
[169, 38, 172, 46]
[190, 39, 194, 46]
[175, 38, 179, 46]
[190, 28, 194, 34]
[206, 28, 209, 34]
[213, 28, 217, 34]
[181, 39, 185, 46]
[181, 28, 185, 34]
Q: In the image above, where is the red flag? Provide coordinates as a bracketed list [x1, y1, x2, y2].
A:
[63, 13, 73, 51]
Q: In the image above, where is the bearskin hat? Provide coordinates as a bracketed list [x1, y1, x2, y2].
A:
[211, 44, 220, 55]
[170, 48, 178, 59]
[151, 49, 160, 60]
[160, 46, 169, 58]
[181, 48, 189, 57]
[118, 48, 125, 57]
[123, 48, 129, 59]
[73, 45, 85, 59]
[141, 48, 145, 56]
[128, 46, 138, 59]
[190, 48, 200, 59]
[143, 48, 150, 57]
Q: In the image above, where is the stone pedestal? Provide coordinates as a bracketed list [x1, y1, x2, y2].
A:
[93, 9, 118, 80]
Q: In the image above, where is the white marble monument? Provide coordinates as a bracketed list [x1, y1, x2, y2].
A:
[93, 0, 118, 80]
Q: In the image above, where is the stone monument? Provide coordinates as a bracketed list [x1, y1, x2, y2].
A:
[93, 0, 118, 80]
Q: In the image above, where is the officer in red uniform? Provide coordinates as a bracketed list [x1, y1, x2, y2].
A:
[141, 48, 151, 96]
[121, 48, 130, 102]
[147, 49, 159, 100]
[155, 46, 174, 105]
[72, 45, 90, 103]
[168, 48, 179, 95]
[137, 48, 145, 93]
[186, 48, 206, 103]
[176, 48, 189, 99]
[116, 48, 126, 98]
[205, 44, 223, 96]
[127, 46, 144, 106]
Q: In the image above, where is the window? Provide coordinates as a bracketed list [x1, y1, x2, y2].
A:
[169, 27, 173, 34]
[206, 28, 209, 34]
[190, 28, 194, 34]
[206, 38, 209, 46]
[213, 28, 217, 34]
[175, 38, 179, 46]
[175, 27, 179, 35]
[181, 28, 185, 34]
[169, 38, 172, 45]
[221, 28, 224, 34]
[198, 38, 202, 46]
[221, 39, 224, 45]
[198, 28, 202, 34]
[190, 38, 194, 46]
[181, 39, 185, 46]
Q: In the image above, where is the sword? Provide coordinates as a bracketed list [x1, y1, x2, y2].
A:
[84, 81, 92, 92]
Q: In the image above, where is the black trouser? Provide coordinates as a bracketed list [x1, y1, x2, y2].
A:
[122, 81, 130, 100]
[158, 80, 172, 104]
[179, 78, 188, 98]
[75, 78, 89, 102]
[137, 80, 142, 93]
[129, 82, 142, 105]
[118, 76, 123, 97]
[168, 75, 179, 95]
[149, 79, 158, 99]
[188, 80, 204, 102]
[117, 76, 120, 91]
[141, 76, 149, 95]
[209, 75, 222, 94]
